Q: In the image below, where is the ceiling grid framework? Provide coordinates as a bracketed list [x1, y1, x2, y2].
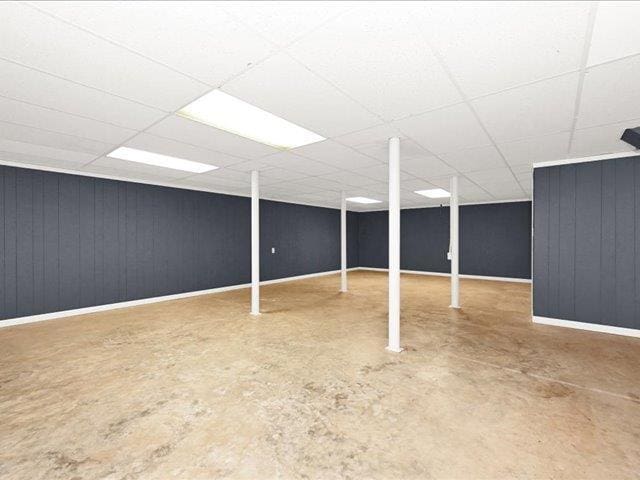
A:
[0, 1, 638, 211]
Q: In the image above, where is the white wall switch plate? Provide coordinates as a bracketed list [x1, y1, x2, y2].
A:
[271, 247, 276, 254]
[447, 252, 452, 260]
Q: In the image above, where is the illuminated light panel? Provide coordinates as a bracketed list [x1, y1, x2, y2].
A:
[107, 146, 217, 173]
[414, 188, 450, 198]
[346, 196, 382, 204]
[178, 89, 325, 149]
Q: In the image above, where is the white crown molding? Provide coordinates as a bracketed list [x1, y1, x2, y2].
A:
[0, 159, 351, 212]
[533, 150, 639, 169]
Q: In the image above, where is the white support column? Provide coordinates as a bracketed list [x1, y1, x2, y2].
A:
[251, 170, 260, 315]
[387, 137, 402, 353]
[340, 191, 348, 292]
[450, 175, 460, 309]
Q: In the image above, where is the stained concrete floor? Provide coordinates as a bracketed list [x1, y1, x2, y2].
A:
[1, 270, 639, 479]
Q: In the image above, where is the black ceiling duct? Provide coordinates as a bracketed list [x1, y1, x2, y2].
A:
[621, 127, 640, 149]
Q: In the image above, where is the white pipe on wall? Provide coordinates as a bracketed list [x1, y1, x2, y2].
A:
[387, 137, 402, 353]
[450, 175, 460, 309]
[251, 170, 260, 315]
[341, 191, 348, 292]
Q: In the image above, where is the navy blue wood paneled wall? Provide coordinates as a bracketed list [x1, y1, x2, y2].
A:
[533, 155, 640, 329]
[358, 201, 532, 279]
[0, 165, 356, 321]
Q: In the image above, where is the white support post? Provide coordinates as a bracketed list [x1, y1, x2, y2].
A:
[450, 176, 460, 309]
[340, 191, 348, 292]
[387, 137, 402, 353]
[251, 170, 260, 315]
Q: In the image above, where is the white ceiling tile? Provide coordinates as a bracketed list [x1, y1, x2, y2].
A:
[287, 176, 343, 192]
[0, 97, 136, 144]
[0, 121, 111, 155]
[577, 56, 640, 129]
[394, 103, 490, 154]
[34, 1, 275, 87]
[225, 159, 275, 173]
[292, 140, 380, 169]
[355, 165, 412, 183]
[472, 73, 579, 142]
[37, 2, 273, 86]
[177, 173, 251, 193]
[317, 170, 379, 188]
[223, 53, 380, 138]
[223, 1, 349, 47]
[400, 155, 456, 178]
[570, 119, 638, 158]
[261, 152, 339, 175]
[124, 133, 244, 169]
[420, 2, 589, 97]
[0, 138, 96, 165]
[0, 150, 90, 170]
[0, 59, 165, 129]
[400, 177, 439, 192]
[0, 2, 210, 111]
[439, 145, 505, 173]
[427, 175, 488, 196]
[83, 156, 193, 181]
[202, 168, 254, 183]
[588, 1, 640, 66]
[333, 123, 401, 147]
[481, 180, 526, 198]
[146, 115, 279, 160]
[259, 167, 308, 183]
[498, 131, 570, 166]
[288, 5, 461, 121]
[465, 168, 518, 187]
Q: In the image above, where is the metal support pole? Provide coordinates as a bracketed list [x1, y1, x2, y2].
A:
[387, 137, 402, 352]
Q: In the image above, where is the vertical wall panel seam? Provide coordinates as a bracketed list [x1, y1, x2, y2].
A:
[13, 172, 17, 313]
[614, 165, 617, 323]
[547, 172, 551, 311]
[572, 168, 578, 317]
[556, 170, 561, 312]
[32, 172, 36, 315]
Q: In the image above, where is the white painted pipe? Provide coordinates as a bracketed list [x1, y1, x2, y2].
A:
[341, 191, 348, 292]
[251, 170, 260, 315]
[450, 175, 460, 309]
[387, 137, 402, 352]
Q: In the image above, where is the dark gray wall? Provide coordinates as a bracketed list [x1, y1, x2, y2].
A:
[533, 155, 640, 329]
[358, 201, 532, 279]
[0, 165, 357, 321]
[260, 200, 359, 281]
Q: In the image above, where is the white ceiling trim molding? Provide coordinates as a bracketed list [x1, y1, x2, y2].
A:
[533, 150, 639, 169]
[0, 158, 347, 211]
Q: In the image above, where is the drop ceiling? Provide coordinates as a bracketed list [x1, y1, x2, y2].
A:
[1, 1, 639, 211]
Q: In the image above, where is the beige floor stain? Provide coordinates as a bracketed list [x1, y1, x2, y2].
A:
[0, 271, 639, 479]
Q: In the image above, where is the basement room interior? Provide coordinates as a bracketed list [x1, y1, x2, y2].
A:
[1, 1, 639, 479]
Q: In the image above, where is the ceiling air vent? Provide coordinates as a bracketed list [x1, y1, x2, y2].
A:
[621, 127, 640, 149]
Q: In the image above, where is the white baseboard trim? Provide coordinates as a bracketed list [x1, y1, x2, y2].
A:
[0, 268, 357, 329]
[533, 316, 640, 338]
[356, 267, 531, 283]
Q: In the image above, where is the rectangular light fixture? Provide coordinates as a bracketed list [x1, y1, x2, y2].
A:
[346, 196, 382, 204]
[415, 188, 450, 198]
[178, 89, 326, 149]
[107, 146, 218, 174]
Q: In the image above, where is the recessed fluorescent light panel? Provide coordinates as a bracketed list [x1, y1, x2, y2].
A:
[346, 196, 382, 204]
[415, 188, 450, 199]
[107, 146, 218, 173]
[178, 89, 326, 149]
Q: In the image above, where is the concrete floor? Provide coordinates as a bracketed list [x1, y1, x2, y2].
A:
[1, 270, 639, 479]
